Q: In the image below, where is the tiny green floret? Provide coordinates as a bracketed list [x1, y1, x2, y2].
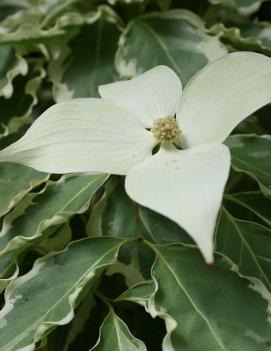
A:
[151, 116, 181, 144]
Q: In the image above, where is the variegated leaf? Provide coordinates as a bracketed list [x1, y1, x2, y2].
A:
[147, 242, 271, 350]
[0, 174, 108, 257]
[116, 9, 227, 85]
[0, 237, 124, 351]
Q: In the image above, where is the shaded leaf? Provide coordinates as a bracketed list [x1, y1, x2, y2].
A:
[60, 290, 97, 351]
[91, 309, 147, 351]
[225, 191, 271, 227]
[226, 134, 271, 196]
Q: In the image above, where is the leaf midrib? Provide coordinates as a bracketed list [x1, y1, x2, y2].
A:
[138, 20, 184, 81]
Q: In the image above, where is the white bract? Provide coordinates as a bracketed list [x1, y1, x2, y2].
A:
[1, 52, 271, 263]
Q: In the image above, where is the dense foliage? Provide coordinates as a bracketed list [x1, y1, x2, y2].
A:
[0, 0, 271, 350]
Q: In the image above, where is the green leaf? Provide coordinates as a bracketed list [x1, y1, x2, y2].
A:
[0, 174, 108, 257]
[91, 309, 147, 351]
[215, 207, 271, 290]
[49, 7, 120, 100]
[225, 191, 271, 227]
[147, 242, 271, 350]
[225, 134, 271, 196]
[0, 163, 48, 217]
[116, 9, 227, 85]
[0, 237, 125, 351]
[0, 45, 27, 98]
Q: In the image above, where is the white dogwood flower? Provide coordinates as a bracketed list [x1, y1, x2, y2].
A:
[1, 52, 271, 263]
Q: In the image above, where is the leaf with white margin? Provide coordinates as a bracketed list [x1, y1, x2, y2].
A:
[116, 9, 227, 84]
[125, 143, 231, 264]
[37, 223, 72, 253]
[0, 237, 125, 351]
[90, 309, 147, 351]
[0, 45, 27, 98]
[215, 207, 271, 290]
[225, 191, 271, 227]
[88, 180, 137, 239]
[107, 0, 142, 4]
[147, 242, 271, 351]
[0, 1, 29, 22]
[36, 0, 83, 21]
[115, 281, 155, 307]
[107, 240, 154, 287]
[60, 289, 96, 351]
[0, 61, 46, 135]
[0, 252, 18, 293]
[208, 0, 265, 15]
[0, 174, 108, 257]
[0, 9, 64, 44]
[178, 53, 271, 148]
[209, 21, 271, 56]
[225, 134, 271, 196]
[0, 3, 101, 46]
[0, 224, 71, 293]
[0, 163, 48, 218]
[48, 7, 118, 101]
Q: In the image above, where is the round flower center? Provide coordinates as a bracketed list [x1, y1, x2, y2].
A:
[151, 116, 181, 144]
